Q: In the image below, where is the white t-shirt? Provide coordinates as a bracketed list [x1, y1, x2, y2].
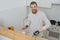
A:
[25, 11, 51, 35]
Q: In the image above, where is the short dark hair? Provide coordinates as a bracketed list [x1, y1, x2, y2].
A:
[30, 1, 37, 6]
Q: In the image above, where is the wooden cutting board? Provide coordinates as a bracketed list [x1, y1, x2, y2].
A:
[0, 27, 48, 40]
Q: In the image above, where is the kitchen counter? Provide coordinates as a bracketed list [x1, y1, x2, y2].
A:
[0, 27, 48, 40]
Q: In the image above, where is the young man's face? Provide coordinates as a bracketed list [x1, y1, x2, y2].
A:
[30, 4, 37, 14]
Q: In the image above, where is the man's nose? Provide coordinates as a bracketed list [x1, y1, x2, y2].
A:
[32, 8, 36, 9]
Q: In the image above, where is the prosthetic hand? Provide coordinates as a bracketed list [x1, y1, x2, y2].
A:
[33, 30, 40, 36]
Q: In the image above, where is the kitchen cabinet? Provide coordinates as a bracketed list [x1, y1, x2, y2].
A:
[51, 0, 60, 4]
[27, 0, 52, 8]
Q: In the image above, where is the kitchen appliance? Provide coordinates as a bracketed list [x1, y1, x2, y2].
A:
[46, 25, 60, 40]
[57, 21, 60, 26]
[50, 20, 56, 25]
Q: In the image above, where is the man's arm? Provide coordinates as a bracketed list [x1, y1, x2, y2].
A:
[22, 25, 29, 30]
[33, 13, 51, 36]
[22, 15, 31, 30]
[39, 13, 51, 32]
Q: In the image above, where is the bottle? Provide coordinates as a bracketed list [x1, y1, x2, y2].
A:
[8, 26, 14, 31]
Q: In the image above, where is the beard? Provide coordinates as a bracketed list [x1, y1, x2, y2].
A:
[32, 9, 37, 14]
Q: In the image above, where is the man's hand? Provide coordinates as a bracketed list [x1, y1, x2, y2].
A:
[22, 25, 28, 30]
[33, 30, 40, 36]
[39, 29, 44, 32]
[22, 26, 27, 30]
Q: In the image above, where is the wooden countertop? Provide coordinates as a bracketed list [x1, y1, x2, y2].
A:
[0, 27, 48, 40]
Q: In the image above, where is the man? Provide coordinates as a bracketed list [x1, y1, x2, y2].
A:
[22, 1, 51, 37]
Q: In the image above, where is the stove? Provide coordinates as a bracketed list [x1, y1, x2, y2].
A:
[46, 25, 60, 40]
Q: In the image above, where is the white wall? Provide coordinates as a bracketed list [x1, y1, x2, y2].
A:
[0, 0, 27, 31]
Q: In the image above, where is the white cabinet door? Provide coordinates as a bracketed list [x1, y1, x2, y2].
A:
[51, 0, 60, 4]
[39, 0, 52, 8]
[27, 0, 52, 8]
